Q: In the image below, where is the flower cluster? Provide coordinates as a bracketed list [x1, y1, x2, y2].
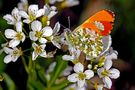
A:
[63, 27, 120, 89]
[0, 0, 120, 90]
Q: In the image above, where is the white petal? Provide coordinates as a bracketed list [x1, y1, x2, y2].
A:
[3, 47, 13, 54]
[104, 59, 112, 70]
[62, 55, 74, 61]
[28, 5, 38, 15]
[77, 80, 85, 88]
[64, 0, 79, 7]
[42, 26, 53, 37]
[12, 8, 21, 21]
[53, 22, 60, 35]
[74, 62, 84, 73]
[52, 40, 61, 49]
[103, 77, 112, 89]
[4, 55, 13, 63]
[109, 68, 120, 79]
[32, 43, 38, 49]
[3, 14, 15, 24]
[106, 52, 118, 60]
[9, 40, 20, 48]
[21, 32, 26, 42]
[32, 51, 38, 60]
[49, 0, 56, 4]
[39, 38, 47, 43]
[23, 19, 31, 23]
[5, 29, 16, 39]
[31, 20, 42, 31]
[19, 11, 29, 18]
[97, 68, 104, 78]
[40, 51, 47, 58]
[29, 31, 38, 41]
[68, 73, 78, 82]
[48, 11, 57, 19]
[84, 70, 94, 79]
[40, 44, 46, 50]
[16, 22, 22, 32]
[36, 9, 44, 18]
[12, 56, 19, 62]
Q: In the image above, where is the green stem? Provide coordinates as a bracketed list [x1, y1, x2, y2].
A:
[0, 31, 8, 41]
[23, 48, 32, 52]
[23, 28, 28, 36]
[48, 60, 66, 87]
[21, 56, 29, 73]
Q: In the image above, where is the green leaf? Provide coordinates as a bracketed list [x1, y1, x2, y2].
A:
[2, 73, 16, 90]
[48, 55, 68, 87]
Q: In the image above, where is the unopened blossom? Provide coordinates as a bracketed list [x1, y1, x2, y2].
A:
[97, 59, 120, 89]
[3, 47, 22, 63]
[32, 43, 47, 60]
[68, 62, 94, 88]
[61, 0, 79, 8]
[29, 20, 53, 43]
[4, 22, 25, 48]
[18, 0, 28, 11]
[19, 4, 44, 23]
[3, 7, 21, 25]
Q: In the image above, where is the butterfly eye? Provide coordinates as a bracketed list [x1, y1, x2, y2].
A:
[94, 21, 104, 31]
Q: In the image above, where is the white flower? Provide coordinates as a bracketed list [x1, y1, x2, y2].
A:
[29, 20, 53, 43]
[42, 4, 57, 24]
[3, 7, 21, 25]
[68, 62, 94, 88]
[50, 22, 61, 49]
[97, 59, 120, 89]
[61, 0, 79, 8]
[3, 47, 22, 63]
[18, 0, 28, 11]
[49, 0, 63, 4]
[65, 84, 86, 90]
[32, 43, 47, 60]
[4, 22, 25, 48]
[19, 4, 44, 23]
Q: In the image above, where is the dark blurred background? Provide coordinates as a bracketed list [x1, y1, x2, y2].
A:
[0, 0, 135, 90]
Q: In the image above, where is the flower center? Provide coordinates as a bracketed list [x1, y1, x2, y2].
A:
[29, 13, 36, 21]
[13, 48, 22, 56]
[35, 31, 43, 38]
[16, 32, 23, 40]
[101, 69, 109, 76]
[78, 72, 86, 80]
[35, 46, 42, 54]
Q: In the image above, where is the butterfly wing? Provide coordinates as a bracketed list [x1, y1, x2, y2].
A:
[80, 10, 115, 36]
